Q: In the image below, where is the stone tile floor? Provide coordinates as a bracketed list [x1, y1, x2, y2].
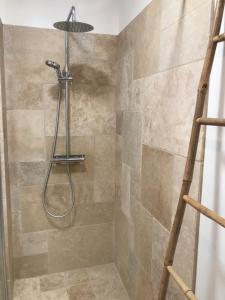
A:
[13, 263, 130, 300]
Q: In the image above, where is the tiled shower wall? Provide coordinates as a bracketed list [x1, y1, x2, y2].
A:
[3, 25, 117, 278]
[115, 0, 212, 299]
[1, 0, 214, 298]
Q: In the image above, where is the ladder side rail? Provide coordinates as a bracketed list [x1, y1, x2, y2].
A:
[158, 1, 225, 299]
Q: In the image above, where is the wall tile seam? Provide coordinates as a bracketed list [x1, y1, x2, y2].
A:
[3, 24, 118, 38]
[17, 181, 95, 187]
[158, 0, 211, 33]
[140, 143, 205, 163]
[132, 57, 205, 82]
[131, 58, 205, 82]
[116, 0, 209, 36]
[24, 221, 114, 233]
[117, 0, 210, 40]
[21, 222, 114, 236]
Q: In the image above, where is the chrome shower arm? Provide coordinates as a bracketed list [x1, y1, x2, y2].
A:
[66, 6, 76, 22]
[64, 6, 76, 75]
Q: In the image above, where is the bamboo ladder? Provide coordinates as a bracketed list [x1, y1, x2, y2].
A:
[158, 0, 225, 299]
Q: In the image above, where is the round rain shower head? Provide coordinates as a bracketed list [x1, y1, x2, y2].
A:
[53, 21, 94, 33]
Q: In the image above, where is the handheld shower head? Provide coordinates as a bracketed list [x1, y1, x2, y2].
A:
[45, 60, 60, 70]
[45, 60, 62, 78]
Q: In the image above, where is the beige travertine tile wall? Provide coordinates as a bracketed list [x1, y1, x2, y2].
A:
[0, 19, 13, 299]
[3, 25, 117, 279]
[115, 0, 212, 299]
[2, 0, 213, 297]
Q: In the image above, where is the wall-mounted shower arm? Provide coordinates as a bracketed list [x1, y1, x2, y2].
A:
[66, 6, 76, 22]
[64, 6, 76, 75]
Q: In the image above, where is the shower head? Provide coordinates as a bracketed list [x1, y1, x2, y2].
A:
[53, 6, 94, 33]
[53, 21, 94, 33]
[45, 60, 62, 78]
[45, 60, 60, 70]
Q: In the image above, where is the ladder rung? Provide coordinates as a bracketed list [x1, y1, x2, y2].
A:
[183, 195, 225, 228]
[167, 266, 197, 300]
[213, 33, 225, 42]
[196, 117, 225, 126]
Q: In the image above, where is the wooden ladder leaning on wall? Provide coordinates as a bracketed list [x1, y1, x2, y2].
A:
[158, 0, 225, 299]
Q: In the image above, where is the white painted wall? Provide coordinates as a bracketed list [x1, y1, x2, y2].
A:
[0, 0, 119, 35]
[0, 0, 152, 35]
[196, 16, 225, 300]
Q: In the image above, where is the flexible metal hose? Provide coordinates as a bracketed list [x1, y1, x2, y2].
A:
[43, 85, 75, 218]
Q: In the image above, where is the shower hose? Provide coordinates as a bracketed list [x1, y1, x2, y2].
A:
[43, 85, 75, 218]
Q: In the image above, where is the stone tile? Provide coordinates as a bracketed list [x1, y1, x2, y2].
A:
[7, 110, 45, 162]
[71, 60, 116, 87]
[132, 1, 161, 79]
[151, 263, 161, 300]
[151, 218, 169, 272]
[172, 157, 203, 215]
[94, 135, 115, 203]
[14, 277, 40, 299]
[69, 33, 95, 63]
[115, 135, 122, 187]
[40, 273, 65, 292]
[3, 26, 64, 85]
[94, 135, 115, 180]
[44, 82, 113, 137]
[4, 46, 60, 86]
[122, 111, 142, 172]
[142, 60, 205, 159]
[129, 79, 144, 112]
[141, 146, 173, 230]
[42, 83, 65, 137]
[22, 231, 48, 256]
[160, 0, 209, 30]
[6, 80, 42, 110]
[116, 50, 133, 111]
[115, 250, 139, 300]
[3, 25, 64, 55]
[45, 136, 95, 184]
[116, 111, 123, 135]
[44, 184, 71, 217]
[64, 269, 89, 287]
[130, 170, 141, 207]
[135, 265, 153, 300]
[14, 254, 48, 279]
[21, 185, 51, 233]
[93, 34, 118, 63]
[11, 211, 23, 257]
[75, 182, 94, 205]
[115, 207, 129, 263]
[40, 289, 69, 300]
[75, 202, 113, 226]
[67, 283, 96, 300]
[48, 223, 113, 273]
[13, 264, 130, 300]
[9, 161, 46, 186]
[158, 1, 211, 72]
[42, 83, 58, 110]
[121, 163, 131, 218]
[43, 184, 112, 229]
[94, 179, 115, 203]
[133, 201, 153, 280]
[10, 184, 21, 213]
[88, 264, 129, 300]
[71, 84, 116, 136]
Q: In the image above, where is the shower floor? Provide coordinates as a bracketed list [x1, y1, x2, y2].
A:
[13, 263, 130, 300]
